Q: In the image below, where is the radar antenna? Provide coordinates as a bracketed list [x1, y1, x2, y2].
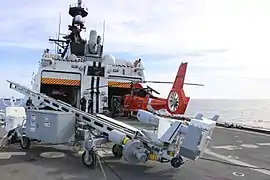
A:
[102, 20, 105, 46]
[57, 13, 61, 54]
[52, 14, 62, 54]
[78, 0, 82, 7]
[48, 0, 88, 58]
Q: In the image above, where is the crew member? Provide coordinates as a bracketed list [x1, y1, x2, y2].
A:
[42, 49, 49, 56]
[80, 96, 86, 112]
[130, 82, 134, 95]
[134, 59, 143, 72]
[87, 98, 93, 114]
[26, 97, 33, 109]
[133, 59, 139, 67]
[97, 36, 101, 44]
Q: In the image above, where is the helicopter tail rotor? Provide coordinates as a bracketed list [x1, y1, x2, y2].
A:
[166, 62, 190, 114]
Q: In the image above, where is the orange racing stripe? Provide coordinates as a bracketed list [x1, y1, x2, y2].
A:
[41, 78, 80, 86]
[108, 81, 131, 88]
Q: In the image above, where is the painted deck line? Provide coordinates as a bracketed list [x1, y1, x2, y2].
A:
[204, 149, 270, 176]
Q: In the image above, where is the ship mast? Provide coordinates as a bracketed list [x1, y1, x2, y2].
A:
[49, 0, 88, 58]
[56, 14, 61, 54]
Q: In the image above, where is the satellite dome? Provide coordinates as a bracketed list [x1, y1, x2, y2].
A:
[102, 54, 115, 65]
[73, 15, 83, 24]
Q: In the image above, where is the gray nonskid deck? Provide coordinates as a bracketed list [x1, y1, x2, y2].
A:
[0, 121, 270, 180]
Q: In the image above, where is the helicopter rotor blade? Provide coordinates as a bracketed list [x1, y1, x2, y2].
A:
[183, 82, 204, 86]
[142, 81, 204, 86]
[85, 80, 204, 91]
[145, 86, 160, 95]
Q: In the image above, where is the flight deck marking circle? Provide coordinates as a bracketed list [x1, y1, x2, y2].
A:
[228, 155, 239, 159]
[40, 152, 65, 159]
[233, 172, 244, 177]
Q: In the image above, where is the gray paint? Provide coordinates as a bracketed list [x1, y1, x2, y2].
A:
[25, 110, 75, 144]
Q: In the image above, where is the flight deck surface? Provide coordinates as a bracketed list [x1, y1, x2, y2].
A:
[0, 120, 269, 180]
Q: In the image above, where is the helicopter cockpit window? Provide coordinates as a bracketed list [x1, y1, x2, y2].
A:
[131, 88, 139, 96]
[148, 92, 155, 98]
[137, 89, 147, 97]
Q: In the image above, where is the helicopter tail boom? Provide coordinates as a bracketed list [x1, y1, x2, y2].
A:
[166, 62, 190, 115]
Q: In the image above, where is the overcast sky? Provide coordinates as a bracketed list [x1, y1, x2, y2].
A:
[1, 0, 270, 99]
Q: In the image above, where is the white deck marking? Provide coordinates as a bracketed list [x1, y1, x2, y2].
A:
[9, 152, 26, 155]
[241, 144, 259, 148]
[0, 152, 11, 159]
[0, 152, 26, 159]
[216, 126, 270, 137]
[211, 145, 242, 150]
[212, 143, 267, 150]
[257, 143, 270, 146]
[205, 149, 270, 176]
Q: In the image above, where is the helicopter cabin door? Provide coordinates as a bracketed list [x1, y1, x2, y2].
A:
[130, 91, 149, 112]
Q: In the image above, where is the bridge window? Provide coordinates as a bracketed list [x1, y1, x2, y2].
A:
[87, 66, 105, 77]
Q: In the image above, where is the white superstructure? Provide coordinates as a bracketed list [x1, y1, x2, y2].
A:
[30, 0, 145, 114]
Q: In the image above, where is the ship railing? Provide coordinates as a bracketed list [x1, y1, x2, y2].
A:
[55, 58, 84, 63]
[41, 53, 62, 61]
[41, 53, 85, 63]
[105, 64, 145, 78]
[65, 58, 84, 62]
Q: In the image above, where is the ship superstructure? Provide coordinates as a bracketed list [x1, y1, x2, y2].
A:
[31, 0, 145, 113]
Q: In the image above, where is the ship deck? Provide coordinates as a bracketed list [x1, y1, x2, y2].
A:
[0, 120, 270, 180]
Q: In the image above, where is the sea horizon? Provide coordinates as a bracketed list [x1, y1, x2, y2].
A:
[0, 98, 269, 129]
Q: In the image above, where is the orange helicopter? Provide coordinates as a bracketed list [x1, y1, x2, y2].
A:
[109, 62, 204, 117]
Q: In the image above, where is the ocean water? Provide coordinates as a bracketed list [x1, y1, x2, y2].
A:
[0, 98, 269, 130]
[185, 99, 270, 130]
